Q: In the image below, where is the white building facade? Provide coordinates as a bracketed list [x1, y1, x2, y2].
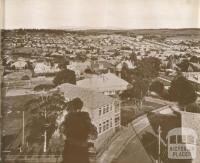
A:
[58, 83, 121, 150]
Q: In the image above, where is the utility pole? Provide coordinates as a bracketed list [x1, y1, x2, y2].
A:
[44, 108, 47, 153]
[158, 125, 161, 163]
[22, 111, 25, 145]
[41, 91, 47, 153]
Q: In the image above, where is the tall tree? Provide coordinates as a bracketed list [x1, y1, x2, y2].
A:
[22, 92, 66, 154]
[130, 52, 138, 65]
[149, 80, 164, 96]
[121, 79, 149, 111]
[134, 57, 161, 80]
[62, 98, 97, 163]
[53, 60, 76, 86]
[190, 56, 199, 63]
[121, 57, 161, 110]
[186, 103, 200, 113]
[177, 59, 189, 72]
[53, 65, 76, 86]
[121, 62, 130, 82]
[168, 76, 197, 106]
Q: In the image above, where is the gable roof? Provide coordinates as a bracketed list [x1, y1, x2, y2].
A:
[58, 83, 115, 110]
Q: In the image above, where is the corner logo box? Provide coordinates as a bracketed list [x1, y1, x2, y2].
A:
[167, 127, 197, 160]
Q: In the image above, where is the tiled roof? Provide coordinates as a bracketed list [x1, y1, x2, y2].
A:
[58, 83, 115, 110]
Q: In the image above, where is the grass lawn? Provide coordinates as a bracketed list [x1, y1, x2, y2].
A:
[121, 100, 165, 126]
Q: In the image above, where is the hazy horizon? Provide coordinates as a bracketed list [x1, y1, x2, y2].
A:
[2, 27, 200, 31]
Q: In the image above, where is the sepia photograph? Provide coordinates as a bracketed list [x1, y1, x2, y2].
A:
[0, 0, 200, 163]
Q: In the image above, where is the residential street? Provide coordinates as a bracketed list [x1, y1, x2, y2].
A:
[98, 106, 173, 163]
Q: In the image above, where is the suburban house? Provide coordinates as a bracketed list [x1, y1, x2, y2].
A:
[77, 72, 130, 96]
[116, 60, 136, 77]
[116, 60, 136, 70]
[11, 60, 27, 69]
[57, 83, 121, 150]
[91, 60, 115, 73]
[67, 61, 91, 79]
[33, 62, 60, 76]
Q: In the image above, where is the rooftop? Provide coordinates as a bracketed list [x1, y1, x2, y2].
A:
[77, 72, 129, 92]
[58, 83, 115, 109]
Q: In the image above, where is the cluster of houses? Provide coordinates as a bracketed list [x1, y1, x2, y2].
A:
[2, 29, 200, 154]
[2, 30, 200, 71]
[4, 70, 130, 152]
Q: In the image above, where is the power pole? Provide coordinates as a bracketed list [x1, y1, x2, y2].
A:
[22, 111, 25, 145]
[43, 108, 47, 153]
[158, 125, 161, 163]
[41, 92, 47, 153]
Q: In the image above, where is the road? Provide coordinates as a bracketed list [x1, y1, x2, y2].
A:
[113, 126, 155, 163]
[98, 106, 173, 163]
[145, 96, 176, 106]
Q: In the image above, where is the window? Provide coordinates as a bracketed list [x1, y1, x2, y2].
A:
[110, 118, 112, 127]
[99, 123, 102, 134]
[103, 106, 106, 114]
[115, 102, 120, 113]
[115, 117, 120, 126]
[99, 108, 102, 116]
[102, 105, 110, 114]
[110, 105, 112, 111]
[103, 121, 106, 131]
[106, 120, 109, 130]
[106, 105, 109, 113]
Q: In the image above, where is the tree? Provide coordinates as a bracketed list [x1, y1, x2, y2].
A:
[190, 56, 199, 63]
[130, 52, 137, 65]
[62, 98, 97, 163]
[22, 92, 66, 153]
[121, 62, 130, 82]
[132, 80, 149, 110]
[186, 103, 200, 113]
[33, 84, 55, 91]
[84, 68, 94, 74]
[121, 79, 149, 111]
[53, 69, 76, 86]
[177, 59, 189, 72]
[21, 75, 30, 80]
[149, 80, 164, 96]
[121, 57, 161, 110]
[168, 76, 197, 106]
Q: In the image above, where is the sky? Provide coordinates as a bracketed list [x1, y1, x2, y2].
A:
[2, 0, 200, 29]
